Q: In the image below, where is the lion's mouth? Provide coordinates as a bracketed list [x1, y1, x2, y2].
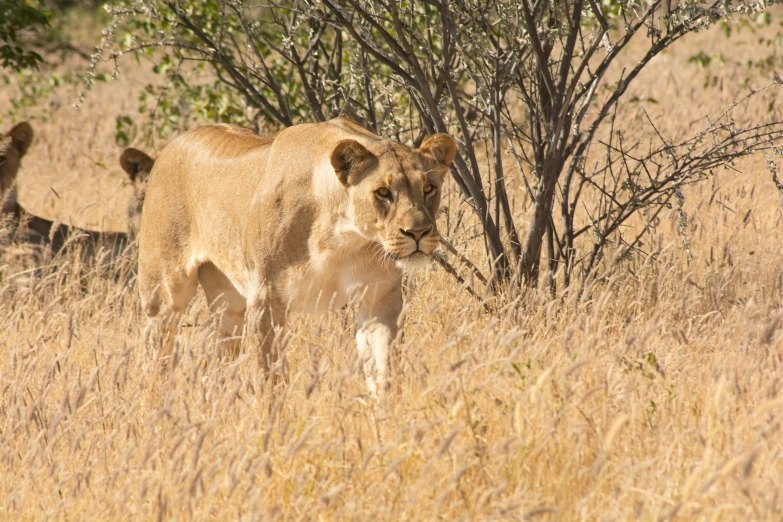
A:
[385, 249, 432, 271]
[385, 249, 429, 261]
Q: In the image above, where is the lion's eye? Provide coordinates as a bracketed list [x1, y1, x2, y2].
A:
[424, 184, 436, 195]
[375, 187, 392, 199]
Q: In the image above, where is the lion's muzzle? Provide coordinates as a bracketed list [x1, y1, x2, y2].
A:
[384, 224, 439, 269]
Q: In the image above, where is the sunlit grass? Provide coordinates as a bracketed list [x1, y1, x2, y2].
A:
[1, 14, 783, 521]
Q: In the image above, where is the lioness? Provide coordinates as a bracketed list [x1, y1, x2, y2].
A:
[1, 121, 129, 255]
[138, 118, 455, 393]
[119, 147, 155, 236]
[1, 122, 33, 216]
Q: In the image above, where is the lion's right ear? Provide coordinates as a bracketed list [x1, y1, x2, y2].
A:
[8, 122, 33, 158]
[120, 148, 156, 182]
[419, 133, 456, 168]
[330, 140, 376, 187]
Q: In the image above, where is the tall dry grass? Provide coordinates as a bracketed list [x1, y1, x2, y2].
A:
[1, 14, 783, 521]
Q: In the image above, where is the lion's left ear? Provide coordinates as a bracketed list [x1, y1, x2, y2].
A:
[419, 134, 456, 168]
[8, 122, 33, 158]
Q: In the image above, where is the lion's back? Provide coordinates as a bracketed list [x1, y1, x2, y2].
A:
[145, 124, 273, 193]
[139, 125, 274, 268]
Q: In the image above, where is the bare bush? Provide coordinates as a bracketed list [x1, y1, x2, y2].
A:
[97, 0, 783, 295]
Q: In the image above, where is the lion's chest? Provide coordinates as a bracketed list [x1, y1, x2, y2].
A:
[279, 246, 381, 314]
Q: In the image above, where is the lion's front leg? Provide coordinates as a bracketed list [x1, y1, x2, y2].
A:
[246, 286, 287, 380]
[356, 282, 403, 396]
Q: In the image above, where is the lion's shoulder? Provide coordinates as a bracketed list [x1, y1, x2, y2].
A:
[192, 123, 274, 145]
[326, 118, 381, 141]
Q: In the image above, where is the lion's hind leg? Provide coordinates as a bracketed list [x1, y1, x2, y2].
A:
[198, 261, 246, 358]
[139, 262, 199, 367]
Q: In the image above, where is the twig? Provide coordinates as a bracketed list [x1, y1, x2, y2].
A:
[433, 253, 490, 312]
[439, 237, 488, 285]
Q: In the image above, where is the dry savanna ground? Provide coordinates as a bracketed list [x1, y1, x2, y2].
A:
[2, 12, 783, 521]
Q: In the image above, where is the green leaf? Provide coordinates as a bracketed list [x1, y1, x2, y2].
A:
[688, 51, 711, 68]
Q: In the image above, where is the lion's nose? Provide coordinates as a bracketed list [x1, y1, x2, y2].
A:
[400, 226, 432, 242]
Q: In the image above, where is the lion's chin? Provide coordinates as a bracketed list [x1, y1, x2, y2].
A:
[392, 251, 432, 271]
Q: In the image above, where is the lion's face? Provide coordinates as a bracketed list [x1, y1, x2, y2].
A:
[331, 134, 456, 270]
[119, 147, 156, 235]
[0, 122, 33, 198]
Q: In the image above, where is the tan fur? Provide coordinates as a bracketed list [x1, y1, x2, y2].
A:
[137, 118, 456, 393]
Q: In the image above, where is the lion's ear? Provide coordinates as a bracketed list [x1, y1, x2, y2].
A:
[330, 139, 377, 187]
[8, 122, 33, 158]
[419, 134, 456, 168]
[120, 148, 155, 182]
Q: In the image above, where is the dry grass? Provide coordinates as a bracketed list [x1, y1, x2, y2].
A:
[1, 14, 783, 521]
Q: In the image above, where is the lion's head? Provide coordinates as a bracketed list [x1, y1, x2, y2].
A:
[330, 133, 456, 270]
[0, 122, 33, 199]
[120, 147, 156, 185]
[119, 147, 156, 235]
